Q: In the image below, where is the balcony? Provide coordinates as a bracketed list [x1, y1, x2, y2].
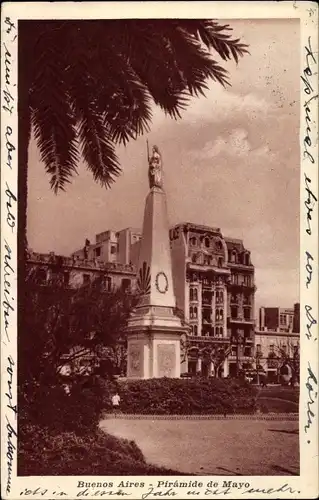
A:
[188, 261, 230, 276]
[27, 251, 136, 274]
[227, 262, 254, 270]
[228, 316, 254, 325]
[188, 335, 230, 344]
[229, 282, 257, 291]
[202, 300, 212, 307]
[228, 354, 253, 362]
[202, 282, 213, 290]
[202, 321, 212, 328]
[230, 298, 240, 305]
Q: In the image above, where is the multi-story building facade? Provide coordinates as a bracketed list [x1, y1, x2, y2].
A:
[259, 306, 295, 333]
[27, 222, 256, 378]
[72, 227, 142, 266]
[26, 248, 136, 291]
[255, 305, 300, 383]
[169, 223, 256, 377]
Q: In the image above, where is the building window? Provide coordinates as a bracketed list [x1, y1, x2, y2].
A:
[194, 307, 198, 319]
[189, 307, 193, 319]
[190, 237, 197, 246]
[243, 275, 251, 286]
[216, 291, 223, 304]
[244, 308, 250, 320]
[194, 325, 198, 336]
[243, 295, 251, 305]
[205, 237, 210, 248]
[188, 360, 197, 374]
[219, 327, 223, 337]
[245, 253, 250, 266]
[231, 251, 237, 263]
[230, 293, 237, 304]
[121, 278, 131, 291]
[105, 276, 112, 291]
[36, 268, 47, 284]
[110, 245, 117, 254]
[244, 346, 251, 356]
[95, 246, 101, 257]
[189, 287, 198, 302]
[256, 344, 261, 353]
[204, 255, 211, 265]
[280, 314, 286, 326]
[83, 273, 90, 285]
[218, 257, 223, 268]
[231, 345, 237, 355]
[216, 308, 223, 321]
[231, 306, 238, 319]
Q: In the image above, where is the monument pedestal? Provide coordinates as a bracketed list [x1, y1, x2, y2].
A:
[127, 305, 186, 378]
[127, 331, 181, 379]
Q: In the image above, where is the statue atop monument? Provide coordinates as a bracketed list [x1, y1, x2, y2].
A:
[148, 145, 163, 189]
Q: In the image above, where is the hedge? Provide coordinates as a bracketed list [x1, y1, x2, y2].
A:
[104, 377, 258, 415]
[18, 424, 183, 476]
[19, 377, 184, 476]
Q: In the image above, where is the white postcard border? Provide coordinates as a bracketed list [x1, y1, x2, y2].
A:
[1, 2, 318, 499]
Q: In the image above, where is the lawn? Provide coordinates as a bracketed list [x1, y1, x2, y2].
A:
[256, 386, 299, 413]
[257, 386, 299, 402]
[100, 418, 299, 476]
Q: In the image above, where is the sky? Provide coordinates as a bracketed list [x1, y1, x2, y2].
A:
[27, 19, 300, 312]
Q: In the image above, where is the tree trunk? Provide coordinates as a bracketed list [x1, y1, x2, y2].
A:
[18, 23, 31, 416]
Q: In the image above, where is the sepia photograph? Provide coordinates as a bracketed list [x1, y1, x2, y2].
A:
[1, 2, 318, 499]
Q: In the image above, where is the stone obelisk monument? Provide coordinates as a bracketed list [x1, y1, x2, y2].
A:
[126, 145, 187, 378]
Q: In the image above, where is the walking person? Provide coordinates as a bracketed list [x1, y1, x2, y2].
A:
[111, 392, 121, 415]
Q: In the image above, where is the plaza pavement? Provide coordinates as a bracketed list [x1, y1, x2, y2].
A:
[100, 418, 299, 475]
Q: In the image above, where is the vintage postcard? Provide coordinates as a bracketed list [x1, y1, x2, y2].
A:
[1, 1, 318, 499]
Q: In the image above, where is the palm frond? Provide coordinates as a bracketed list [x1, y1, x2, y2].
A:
[30, 37, 79, 192]
[24, 19, 249, 193]
[77, 98, 121, 188]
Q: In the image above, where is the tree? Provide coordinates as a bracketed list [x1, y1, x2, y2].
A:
[181, 340, 231, 378]
[20, 268, 138, 401]
[20, 20, 248, 192]
[18, 20, 248, 259]
[275, 341, 300, 385]
[18, 19, 248, 401]
[208, 346, 231, 377]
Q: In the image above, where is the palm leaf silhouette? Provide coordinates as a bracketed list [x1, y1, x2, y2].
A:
[137, 261, 151, 295]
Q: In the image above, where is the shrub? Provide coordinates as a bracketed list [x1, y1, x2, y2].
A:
[19, 376, 185, 476]
[18, 424, 183, 476]
[103, 377, 257, 415]
[20, 374, 113, 435]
